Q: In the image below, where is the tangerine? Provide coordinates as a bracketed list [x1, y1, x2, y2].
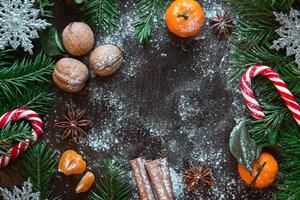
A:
[165, 0, 205, 38]
[76, 172, 95, 193]
[238, 152, 278, 188]
[58, 150, 86, 176]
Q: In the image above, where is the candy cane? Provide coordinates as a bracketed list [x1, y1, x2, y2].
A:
[0, 108, 43, 168]
[241, 64, 300, 126]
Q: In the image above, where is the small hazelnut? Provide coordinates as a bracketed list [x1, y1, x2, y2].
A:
[89, 44, 123, 77]
[53, 58, 89, 93]
[62, 22, 94, 56]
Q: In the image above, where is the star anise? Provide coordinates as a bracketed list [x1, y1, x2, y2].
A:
[55, 106, 92, 143]
[210, 10, 235, 39]
[182, 162, 213, 190]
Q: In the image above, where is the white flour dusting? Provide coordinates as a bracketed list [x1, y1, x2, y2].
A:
[47, 0, 273, 199]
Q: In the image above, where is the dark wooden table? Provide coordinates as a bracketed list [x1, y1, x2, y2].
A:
[43, 1, 275, 199]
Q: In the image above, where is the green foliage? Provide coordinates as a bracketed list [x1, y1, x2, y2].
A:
[249, 104, 291, 146]
[0, 52, 54, 115]
[229, 118, 258, 172]
[134, 0, 168, 42]
[275, 128, 300, 200]
[35, 0, 54, 18]
[0, 122, 31, 156]
[0, 86, 54, 115]
[81, 0, 120, 33]
[89, 160, 132, 200]
[40, 27, 66, 56]
[21, 143, 60, 200]
[0, 50, 15, 68]
[229, 0, 300, 198]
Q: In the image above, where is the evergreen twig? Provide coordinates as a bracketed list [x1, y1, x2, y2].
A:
[81, 0, 120, 33]
[276, 128, 300, 200]
[20, 143, 60, 200]
[0, 52, 54, 101]
[35, 0, 54, 18]
[0, 86, 54, 115]
[0, 122, 31, 156]
[0, 50, 15, 68]
[134, 0, 169, 42]
[89, 160, 132, 200]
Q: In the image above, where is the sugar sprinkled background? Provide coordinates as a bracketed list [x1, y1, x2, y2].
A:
[45, 0, 275, 199]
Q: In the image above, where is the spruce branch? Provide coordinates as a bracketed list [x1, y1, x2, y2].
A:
[81, 0, 120, 33]
[233, 20, 278, 48]
[276, 128, 300, 200]
[226, 0, 295, 15]
[35, 0, 54, 18]
[0, 50, 15, 68]
[228, 45, 290, 81]
[0, 52, 54, 100]
[0, 86, 54, 115]
[249, 103, 292, 146]
[134, 0, 168, 42]
[20, 143, 60, 200]
[0, 122, 31, 156]
[89, 160, 132, 200]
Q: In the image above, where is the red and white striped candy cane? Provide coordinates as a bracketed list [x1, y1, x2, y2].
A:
[241, 64, 300, 126]
[0, 108, 43, 168]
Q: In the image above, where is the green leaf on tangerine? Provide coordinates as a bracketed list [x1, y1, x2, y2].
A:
[229, 118, 259, 173]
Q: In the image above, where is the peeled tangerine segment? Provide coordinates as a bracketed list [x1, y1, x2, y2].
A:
[58, 150, 86, 176]
[76, 172, 95, 193]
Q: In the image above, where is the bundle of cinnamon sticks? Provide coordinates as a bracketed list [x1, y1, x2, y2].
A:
[130, 157, 174, 200]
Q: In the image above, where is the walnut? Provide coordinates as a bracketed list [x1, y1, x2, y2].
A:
[53, 58, 89, 93]
[62, 22, 94, 56]
[89, 44, 123, 77]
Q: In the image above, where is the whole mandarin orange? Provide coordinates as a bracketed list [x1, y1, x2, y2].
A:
[165, 0, 205, 38]
[238, 152, 278, 188]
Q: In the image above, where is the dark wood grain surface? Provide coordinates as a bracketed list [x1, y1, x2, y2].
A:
[42, 1, 276, 200]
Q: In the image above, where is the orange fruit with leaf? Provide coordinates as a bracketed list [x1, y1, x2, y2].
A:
[58, 150, 86, 176]
[165, 0, 205, 38]
[76, 172, 95, 193]
[238, 152, 278, 188]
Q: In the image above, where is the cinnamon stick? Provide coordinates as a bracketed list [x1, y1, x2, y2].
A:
[130, 157, 155, 200]
[158, 158, 174, 199]
[145, 160, 173, 200]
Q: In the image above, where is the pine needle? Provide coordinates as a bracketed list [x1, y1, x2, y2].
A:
[134, 0, 169, 42]
[276, 128, 300, 200]
[0, 52, 54, 101]
[0, 50, 15, 68]
[20, 143, 60, 200]
[0, 122, 31, 156]
[0, 86, 54, 115]
[35, 0, 54, 18]
[81, 0, 120, 33]
[89, 160, 132, 200]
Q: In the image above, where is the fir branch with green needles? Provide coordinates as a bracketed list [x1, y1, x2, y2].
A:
[275, 128, 300, 200]
[80, 0, 120, 33]
[134, 0, 169, 42]
[0, 50, 15, 68]
[89, 160, 132, 200]
[20, 143, 60, 200]
[0, 52, 54, 101]
[0, 86, 54, 115]
[0, 122, 31, 156]
[35, 0, 54, 18]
